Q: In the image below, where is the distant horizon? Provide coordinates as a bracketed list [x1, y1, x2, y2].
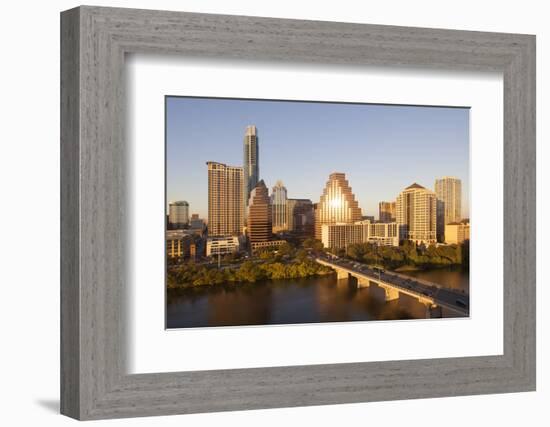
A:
[166, 96, 470, 220]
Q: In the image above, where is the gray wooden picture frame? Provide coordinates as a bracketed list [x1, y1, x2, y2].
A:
[60, 5, 536, 420]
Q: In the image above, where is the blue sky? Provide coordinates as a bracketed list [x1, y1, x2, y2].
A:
[166, 97, 469, 219]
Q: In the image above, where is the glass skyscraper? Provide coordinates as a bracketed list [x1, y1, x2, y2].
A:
[243, 125, 259, 209]
[270, 180, 288, 233]
[248, 180, 272, 243]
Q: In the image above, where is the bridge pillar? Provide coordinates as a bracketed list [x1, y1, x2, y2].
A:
[426, 304, 442, 319]
[356, 277, 370, 288]
[381, 285, 399, 301]
[336, 269, 349, 280]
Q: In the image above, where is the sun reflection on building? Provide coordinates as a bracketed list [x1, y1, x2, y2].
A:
[315, 172, 362, 240]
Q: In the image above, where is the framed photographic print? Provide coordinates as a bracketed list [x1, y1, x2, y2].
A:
[61, 6, 536, 420]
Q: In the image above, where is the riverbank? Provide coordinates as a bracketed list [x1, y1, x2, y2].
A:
[167, 258, 333, 289]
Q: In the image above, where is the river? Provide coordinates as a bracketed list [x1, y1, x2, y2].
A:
[166, 267, 469, 328]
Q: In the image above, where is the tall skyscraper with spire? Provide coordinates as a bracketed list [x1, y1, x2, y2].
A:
[243, 125, 259, 209]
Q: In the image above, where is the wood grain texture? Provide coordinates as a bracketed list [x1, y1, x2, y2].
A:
[60, 6, 536, 420]
[60, 7, 80, 419]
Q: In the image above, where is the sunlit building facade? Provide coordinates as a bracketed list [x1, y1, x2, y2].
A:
[206, 236, 240, 256]
[270, 180, 288, 233]
[166, 230, 192, 258]
[435, 176, 462, 242]
[444, 222, 470, 244]
[321, 220, 402, 249]
[396, 183, 437, 244]
[207, 161, 244, 236]
[315, 172, 362, 240]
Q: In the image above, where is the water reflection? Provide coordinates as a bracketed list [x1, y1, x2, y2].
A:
[167, 270, 468, 329]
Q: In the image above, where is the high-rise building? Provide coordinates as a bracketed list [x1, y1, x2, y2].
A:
[435, 177, 462, 242]
[270, 180, 288, 233]
[315, 172, 362, 240]
[396, 183, 437, 244]
[243, 125, 259, 209]
[287, 199, 314, 236]
[247, 180, 272, 243]
[379, 201, 396, 223]
[207, 161, 244, 237]
[168, 201, 189, 228]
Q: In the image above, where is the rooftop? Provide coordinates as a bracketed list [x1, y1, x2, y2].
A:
[405, 182, 426, 190]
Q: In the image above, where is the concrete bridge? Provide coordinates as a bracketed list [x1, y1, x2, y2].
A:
[315, 257, 469, 318]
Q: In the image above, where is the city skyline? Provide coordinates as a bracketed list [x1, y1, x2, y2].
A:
[166, 96, 470, 219]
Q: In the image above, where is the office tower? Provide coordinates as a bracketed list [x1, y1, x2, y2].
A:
[247, 180, 272, 243]
[315, 172, 362, 240]
[270, 180, 288, 233]
[435, 177, 462, 242]
[168, 201, 189, 228]
[287, 199, 314, 236]
[396, 183, 437, 244]
[243, 125, 259, 208]
[207, 161, 244, 236]
[379, 201, 396, 223]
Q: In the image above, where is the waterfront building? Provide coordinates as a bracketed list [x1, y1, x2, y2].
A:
[379, 201, 396, 223]
[315, 172, 362, 240]
[207, 161, 244, 236]
[168, 201, 189, 228]
[247, 180, 272, 243]
[270, 180, 288, 233]
[396, 183, 437, 244]
[444, 222, 470, 244]
[435, 177, 462, 242]
[321, 221, 402, 249]
[287, 198, 315, 236]
[206, 236, 240, 256]
[243, 125, 259, 209]
[166, 230, 192, 259]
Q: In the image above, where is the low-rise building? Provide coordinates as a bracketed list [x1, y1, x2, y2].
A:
[166, 230, 192, 259]
[444, 222, 470, 244]
[321, 221, 402, 250]
[206, 236, 241, 256]
[250, 240, 287, 254]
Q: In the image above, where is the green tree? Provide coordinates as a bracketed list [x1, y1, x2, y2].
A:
[277, 241, 294, 257]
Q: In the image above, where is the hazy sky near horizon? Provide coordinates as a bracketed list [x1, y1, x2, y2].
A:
[166, 96, 469, 219]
